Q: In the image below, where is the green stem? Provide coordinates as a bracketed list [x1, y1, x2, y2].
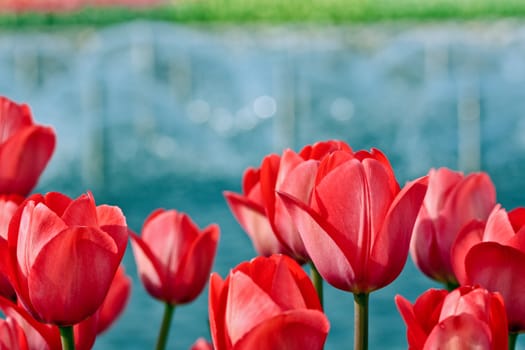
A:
[509, 332, 518, 350]
[59, 326, 75, 350]
[310, 262, 323, 308]
[155, 303, 176, 350]
[354, 293, 369, 350]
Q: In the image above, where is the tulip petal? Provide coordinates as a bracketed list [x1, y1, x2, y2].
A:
[450, 220, 485, 285]
[96, 205, 127, 227]
[96, 265, 131, 334]
[0, 295, 61, 350]
[424, 314, 492, 350]
[465, 242, 525, 332]
[209, 273, 231, 350]
[167, 224, 219, 304]
[226, 270, 283, 344]
[395, 295, 429, 350]
[129, 233, 164, 300]
[0, 126, 55, 196]
[422, 168, 463, 218]
[28, 227, 121, 325]
[224, 191, 283, 256]
[367, 177, 427, 291]
[17, 201, 68, 277]
[278, 191, 356, 292]
[0, 97, 33, 142]
[61, 193, 98, 227]
[233, 309, 329, 350]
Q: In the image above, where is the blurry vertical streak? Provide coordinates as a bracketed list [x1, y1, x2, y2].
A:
[457, 80, 481, 173]
[13, 41, 38, 91]
[169, 53, 192, 103]
[424, 41, 449, 82]
[130, 26, 156, 158]
[273, 55, 296, 152]
[82, 77, 109, 192]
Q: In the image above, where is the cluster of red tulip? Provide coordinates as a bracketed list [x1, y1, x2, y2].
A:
[0, 0, 161, 13]
[0, 94, 520, 350]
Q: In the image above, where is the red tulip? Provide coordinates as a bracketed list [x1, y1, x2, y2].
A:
[0, 97, 55, 196]
[410, 168, 496, 286]
[190, 338, 213, 350]
[396, 286, 507, 349]
[449, 205, 525, 332]
[451, 205, 523, 285]
[224, 140, 350, 261]
[209, 255, 329, 350]
[7, 192, 128, 326]
[130, 209, 219, 305]
[279, 148, 427, 293]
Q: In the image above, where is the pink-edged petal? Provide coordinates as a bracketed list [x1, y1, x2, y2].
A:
[423, 314, 492, 350]
[0, 125, 55, 196]
[233, 309, 329, 350]
[209, 273, 231, 350]
[0, 197, 21, 240]
[166, 224, 219, 304]
[224, 191, 283, 256]
[450, 220, 485, 285]
[27, 226, 121, 325]
[483, 205, 516, 242]
[129, 232, 165, 300]
[278, 191, 356, 292]
[226, 271, 282, 344]
[60, 193, 98, 227]
[368, 177, 427, 291]
[465, 242, 525, 332]
[438, 172, 496, 254]
[142, 210, 195, 269]
[273, 160, 319, 260]
[0, 318, 28, 350]
[0, 295, 61, 350]
[17, 201, 68, 277]
[0, 97, 33, 142]
[423, 168, 463, 218]
[96, 205, 126, 227]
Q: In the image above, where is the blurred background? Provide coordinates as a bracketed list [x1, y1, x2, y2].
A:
[1, 1, 525, 349]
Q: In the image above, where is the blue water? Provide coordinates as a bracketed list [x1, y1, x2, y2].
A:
[2, 20, 525, 348]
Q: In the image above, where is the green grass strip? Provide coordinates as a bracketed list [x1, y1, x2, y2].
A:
[1, 0, 525, 29]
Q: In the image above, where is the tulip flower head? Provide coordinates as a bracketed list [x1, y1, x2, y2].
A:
[209, 254, 329, 350]
[457, 207, 525, 332]
[396, 286, 508, 349]
[130, 209, 219, 305]
[410, 168, 496, 287]
[7, 191, 128, 326]
[0, 97, 56, 196]
[279, 148, 428, 293]
[224, 140, 351, 262]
